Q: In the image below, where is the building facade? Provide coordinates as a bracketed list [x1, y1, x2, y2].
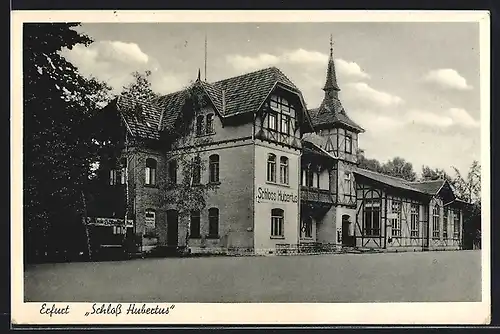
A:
[88, 43, 466, 256]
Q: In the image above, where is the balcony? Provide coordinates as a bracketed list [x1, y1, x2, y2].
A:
[300, 186, 334, 204]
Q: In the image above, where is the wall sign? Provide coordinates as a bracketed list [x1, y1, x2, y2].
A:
[257, 186, 298, 203]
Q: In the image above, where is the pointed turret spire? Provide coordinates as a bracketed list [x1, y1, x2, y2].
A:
[323, 34, 340, 98]
[196, 68, 201, 82]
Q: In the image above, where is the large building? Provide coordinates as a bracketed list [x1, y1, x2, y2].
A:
[87, 42, 467, 256]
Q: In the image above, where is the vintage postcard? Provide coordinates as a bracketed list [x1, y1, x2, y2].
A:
[11, 10, 490, 326]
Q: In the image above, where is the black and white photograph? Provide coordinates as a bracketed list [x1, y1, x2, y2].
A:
[12, 10, 490, 325]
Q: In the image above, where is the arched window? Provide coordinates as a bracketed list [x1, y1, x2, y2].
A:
[271, 208, 284, 237]
[267, 153, 276, 183]
[279, 156, 289, 185]
[432, 205, 440, 239]
[209, 154, 220, 183]
[206, 114, 215, 134]
[192, 156, 201, 185]
[144, 209, 156, 238]
[120, 158, 127, 184]
[145, 158, 157, 185]
[208, 208, 219, 238]
[110, 158, 127, 185]
[196, 115, 204, 136]
[190, 210, 201, 238]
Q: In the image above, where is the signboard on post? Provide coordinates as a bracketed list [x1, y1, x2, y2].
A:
[86, 217, 134, 228]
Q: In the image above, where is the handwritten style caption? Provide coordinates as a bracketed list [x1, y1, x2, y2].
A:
[39, 303, 176, 318]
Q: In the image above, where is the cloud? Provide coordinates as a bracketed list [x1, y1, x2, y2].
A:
[226, 49, 369, 79]
[282, 49, 328, 64]
[423, 68, 472, 91]
[405, 108, 479, 129]
[225, 53, 280, 71]
[344, 82, 404, 107]
[336, 59, 370, 79]
[62, 40, 185, 95]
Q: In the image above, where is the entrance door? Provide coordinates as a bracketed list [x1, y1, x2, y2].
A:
[342, 215, 354, 247]
[166, 210, 178, 247]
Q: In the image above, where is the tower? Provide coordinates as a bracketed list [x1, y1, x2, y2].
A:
[311, 36, 365, 209]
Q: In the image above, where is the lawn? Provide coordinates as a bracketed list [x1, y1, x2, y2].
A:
[24, 250, 481, 303]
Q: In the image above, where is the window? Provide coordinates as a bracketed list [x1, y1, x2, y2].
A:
[301, 216, 313, 239]
[443, 208, 448, 239]
[410, 204, 419, 238]
[206, 114, 214, 134]
[109, 170, 119, 185]
[167, 159, 177, 184]
[453, 210, 460, 239]
[209, 154, 220, 183]
[391, 200, 402, 237]
[432, 205, 440, 239]
[192, 156, 201, 185]
[190, 210, 201, 238]
[208, 208, 219, 238]
[363, 200, 381, 236]
[120, 158, 126, 184]
[268, 112, 277, 131]
[267, 153, 276, 183]
[345, 135, 352, 154]
[280, 156, 289, 185]
[109, 158, 126, 185]
[281, 114, 290, 134]
[271, 208, 284, 237]
[196, 115, 204, 136]
[344, 172, 352, 195]
[144, 210, 156, 237]
[145, 158, 157, 186]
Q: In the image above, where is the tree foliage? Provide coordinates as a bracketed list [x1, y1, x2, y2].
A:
[24, 23, 111, 262]
[357, 149, 416, 181]
[120, 70, 160, 102]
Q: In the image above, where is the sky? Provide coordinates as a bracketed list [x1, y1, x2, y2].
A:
[62, 22, 481, 177]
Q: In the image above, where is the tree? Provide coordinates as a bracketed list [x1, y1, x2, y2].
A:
[421, 165, 452, 182]
[121, 70, 160, 102]
[451, 161, 481, 249]
[380, 157, 417, 182]
[23, 23, 111, 263]
[357, 149, 383, 173]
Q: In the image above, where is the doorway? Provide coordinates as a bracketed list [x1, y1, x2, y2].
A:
[342, 215, 355, 247]
[166, 210, 178, 247]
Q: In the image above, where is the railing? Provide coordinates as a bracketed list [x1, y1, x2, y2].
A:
[300, 186, 334, 204]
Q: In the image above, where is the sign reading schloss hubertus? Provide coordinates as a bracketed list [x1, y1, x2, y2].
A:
[256, 186, 298, 203]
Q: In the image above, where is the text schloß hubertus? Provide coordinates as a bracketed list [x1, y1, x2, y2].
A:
[84, 303, 175, 316]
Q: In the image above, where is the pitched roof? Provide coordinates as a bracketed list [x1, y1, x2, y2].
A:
[408, 180, 446, 195]
[353, 168, 428, 194]
[309, 104, 365, 133]
[115, 95, 163, 140]
[302, 132, 338, 159]
[206, 66, 301, 117]
[116, 66, 306, 138]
